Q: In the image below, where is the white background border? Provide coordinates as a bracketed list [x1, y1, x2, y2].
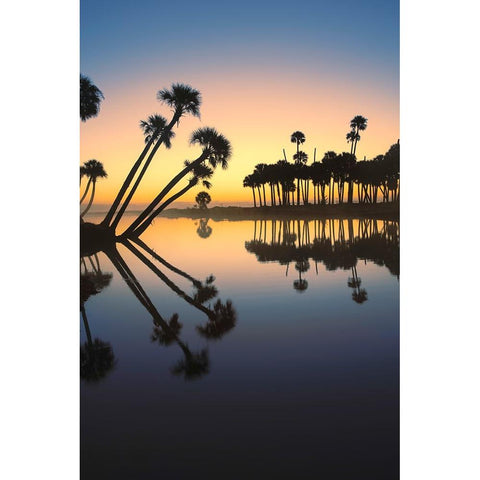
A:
[2, 0, 479, 478]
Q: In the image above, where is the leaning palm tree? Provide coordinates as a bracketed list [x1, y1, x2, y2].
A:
[349, 115, 368, 155]
[102, 83, 201, 229]
[122, 127, 231, 237]
[80, 74, 104, 122]
[80, 160, 107, 218]
[108, 114, 176, 230]
[130, 162, 214, 237]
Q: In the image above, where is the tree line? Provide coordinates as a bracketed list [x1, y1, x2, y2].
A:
[243, 125, 399, 207]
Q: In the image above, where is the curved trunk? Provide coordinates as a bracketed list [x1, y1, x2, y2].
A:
[101, 126, 164, 227]
[81, 179, 96, 218]
[110, 115, 181, 230]
[252, 187, 256, 208]
[133, 182, 194, 237]
[132, 237, 201, 286]
[122, 150, 208, 236]
[80, 178, 92, 204]
[122, 240, 215, 319]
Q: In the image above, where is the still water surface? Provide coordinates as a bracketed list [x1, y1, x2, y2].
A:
[81, 215, 399, 479]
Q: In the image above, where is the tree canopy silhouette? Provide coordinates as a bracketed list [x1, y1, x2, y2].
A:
[80, 74, 104, 122]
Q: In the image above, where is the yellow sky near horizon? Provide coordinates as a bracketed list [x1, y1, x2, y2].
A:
[80, 71, 398, 205]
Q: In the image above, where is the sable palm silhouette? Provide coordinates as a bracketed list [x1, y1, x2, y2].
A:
[195, 191, 211, 209]
[103, 243, 214, 380]
[170, 349, 210, 380]
[196, 300, 237, 340]
[151, 313, 183, 346]
[140, 114, 176, 146]
[123, 127, 231, 237]
[349, 115, 368, 155]
[196, 218, 213, 239]
[80, 269, 116, 382]
[108, 114, 176, 231]
[291, 131, 306, 204]
[80, 160, 107, 217]
[102, 83, 201, 229]
[347, 265, 368, 304]
[243, 175, 257, 207]
[346, 130, 360, 155]
[80, 74, 104, 122]
[192, 275, 218, 303]
[293, 259, 310, 292]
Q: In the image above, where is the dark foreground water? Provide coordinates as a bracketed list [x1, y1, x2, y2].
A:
[81, 216, 399, 479]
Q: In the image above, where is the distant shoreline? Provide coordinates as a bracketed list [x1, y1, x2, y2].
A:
[157, 203, 399, 221]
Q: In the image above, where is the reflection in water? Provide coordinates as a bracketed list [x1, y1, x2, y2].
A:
[81, 217, 398, 478]
[245, 218, 399, 300]
[196, 218, 212, 238]
[80, 237, 236, 382]
[80, 256, 116, 382]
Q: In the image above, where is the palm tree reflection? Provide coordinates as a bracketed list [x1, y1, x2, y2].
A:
[245, 218, 399, 302]
[80, 258, 116, 382]
[196, 218, 212, 239]
[80, 235, 237, 382]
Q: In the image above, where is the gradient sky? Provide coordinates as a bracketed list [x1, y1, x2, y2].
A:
[80, 0, 399, 204]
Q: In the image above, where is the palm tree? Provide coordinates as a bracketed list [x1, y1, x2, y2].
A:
[102, 83, 201, 229]
[80, 160, 107, 218]
[349, 115, 368, 155]
[123, 127, 231, 237]
[243, 175, 257, 207]
[346, 130, 359, 155]
[291, 131, 306, 204]
[80, 74, 104, 122]
[108, 114, 176, 230]
[195, 191, 211, 209]
[139, 114, 176, 146]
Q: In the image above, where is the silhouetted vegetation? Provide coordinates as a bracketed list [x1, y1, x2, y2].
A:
[80, 232, 237, 381]
[195, 191, 211, 209]
[196, 218, 212, 238]
[80, 159, 107, 218]
[243, 141, 399, 208]
[80, 74, 104, 122]
[245, 217, 398, 298]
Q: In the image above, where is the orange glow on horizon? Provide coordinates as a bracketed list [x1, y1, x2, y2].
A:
[80, 69, 398, 205]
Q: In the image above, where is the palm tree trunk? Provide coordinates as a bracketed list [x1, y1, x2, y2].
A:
[101, 124, 168, 228]
[81, 305, 93, 346]
[347, 180, 353, 203]
[132, 237, 201, 287]
[81, 180, 96, 218]
[80, 178, 92, 204]
[109, 115, 182, 229]
[122, 150, 208, 237]
[252, 187, 256, 207]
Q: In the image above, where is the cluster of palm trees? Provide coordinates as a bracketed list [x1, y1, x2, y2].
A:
[243, 124, 399, 207]
[80, 159, 107, 218]
[80, 77, 233, 239]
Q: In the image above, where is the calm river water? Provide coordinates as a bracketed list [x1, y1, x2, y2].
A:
[81, 215, 399, 479]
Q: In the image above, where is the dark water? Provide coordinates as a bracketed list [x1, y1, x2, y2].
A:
[81, 216, 399, 479]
